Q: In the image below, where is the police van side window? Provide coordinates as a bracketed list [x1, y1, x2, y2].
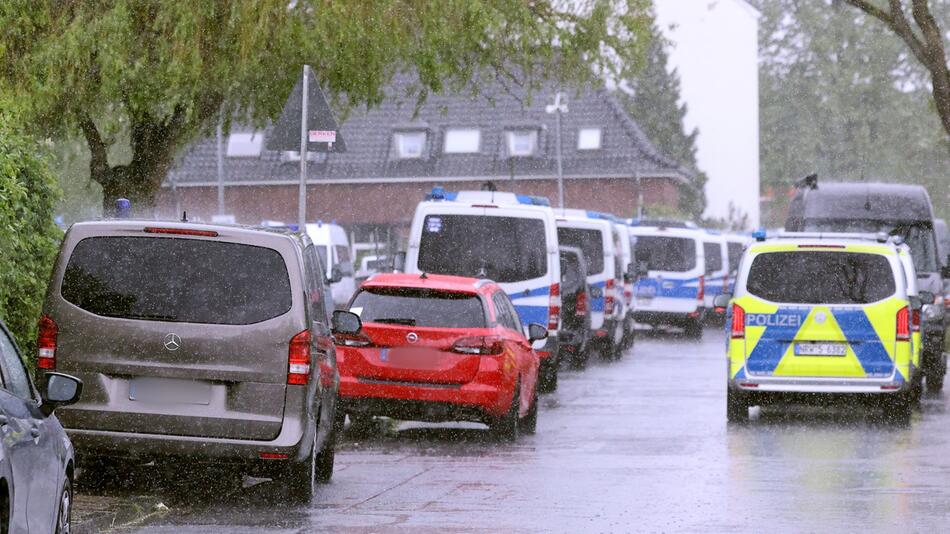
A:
[704, 242, 723, 273]
[303, 245, 329, 324]
[746, 251, 896, 304]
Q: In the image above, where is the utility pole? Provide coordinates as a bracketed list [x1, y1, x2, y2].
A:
[545, 92, 568, 209]
[298, 65, 310, 231]
[216, 119, 225, 216]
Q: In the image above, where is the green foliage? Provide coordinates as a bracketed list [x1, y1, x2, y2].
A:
[0, 0, 655, 207]
[617, 23, 708, 218]
[755, 0, 950, 227]
[0, 109, 63, 360]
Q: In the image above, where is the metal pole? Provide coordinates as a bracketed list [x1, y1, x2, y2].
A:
[555, 101, 564, 210]
[216, 119, 225, 216]
[636, 174, 644, 219]
[298, 65, 309, 230]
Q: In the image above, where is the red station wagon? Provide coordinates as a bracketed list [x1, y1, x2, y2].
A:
[335, 273, 545, 440]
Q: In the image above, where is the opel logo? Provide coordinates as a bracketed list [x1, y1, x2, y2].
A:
[163, 333, 182, 351]
[406, 332, 419, 344]
[814, 311, 827, 325]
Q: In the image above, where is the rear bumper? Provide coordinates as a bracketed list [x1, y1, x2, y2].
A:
[339, 376, 514, 421]
[731, 375, 909, 395]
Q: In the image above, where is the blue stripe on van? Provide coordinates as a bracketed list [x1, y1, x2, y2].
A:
[635, 277, 700, 300]
[745, 307, 811, 374]
[830, 309, 896, 377]
[590, 280, 606, 312]
[508, 286, 552, 328]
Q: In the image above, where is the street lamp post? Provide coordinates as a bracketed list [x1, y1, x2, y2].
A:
[545, 92, 568, 209]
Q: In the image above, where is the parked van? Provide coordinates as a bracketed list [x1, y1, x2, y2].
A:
[305, 222, 356, 309]
[785, 178, 947, 392]
[630, 225, 706, 338]
[405, 188, 562, 392]
[702, 233, 730, 323]
[556, 210, 624, 359]
[41, 220, 358, 501]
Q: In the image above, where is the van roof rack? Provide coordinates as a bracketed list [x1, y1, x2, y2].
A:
[765, 231, 901, 245]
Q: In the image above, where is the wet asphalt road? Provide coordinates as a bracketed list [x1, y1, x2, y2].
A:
[97, 327, 950, 533]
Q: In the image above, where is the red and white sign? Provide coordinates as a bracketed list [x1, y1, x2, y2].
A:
[309, 130, 336, 143]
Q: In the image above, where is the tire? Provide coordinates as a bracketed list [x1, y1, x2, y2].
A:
[491, 384, 520, 442]
[726, 388, 749, 423]
[684, 318, 703, 340]
[315, 425, 336, 484]
[926, 372, 944, 394]
[570, 347, 589, 370]
[55, 476, 72, 534]
[278, 432, 316, 503]
[521, 384, 539, 435]
[883, 392, 912, 425]
[538, 358, 558, 393]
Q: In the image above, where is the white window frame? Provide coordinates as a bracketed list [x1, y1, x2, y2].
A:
[505, 129, 538, 157]
[226, 132, 264, 157]
[577, 127, 603, 151]
[393, 130, 427, 159]
[443, 128, 481, 154]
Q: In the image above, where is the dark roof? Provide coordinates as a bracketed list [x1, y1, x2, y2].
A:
[793, 182, 934, 222]
[165, 79, 694, 188]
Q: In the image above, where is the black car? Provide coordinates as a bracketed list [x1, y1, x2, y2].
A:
[0, 320, 82, 533]
[558, 246, 592, 368]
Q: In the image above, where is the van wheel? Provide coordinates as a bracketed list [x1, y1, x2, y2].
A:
[926, 373, 944, 394]
[684, 319, 703, 340]
[315, 426, 336, 484]
[490, 384, 520, 442]
[55, 476, 73, 534]
[726, 388, 749, 423]
[883, 393, 912, 425]
[538, 358, 558, 393]
[521, 385, 539, 435]
[279, 432, 315, 503]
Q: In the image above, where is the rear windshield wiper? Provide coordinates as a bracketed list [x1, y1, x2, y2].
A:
[113, 313, 179, 321]
[373, 318, 417, 326]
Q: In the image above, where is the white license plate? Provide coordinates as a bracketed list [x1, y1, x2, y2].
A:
[129, 379, 212, 405]
[795, 342, 847, 357]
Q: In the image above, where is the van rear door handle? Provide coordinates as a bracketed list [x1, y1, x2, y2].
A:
[30, 427, 40, 438]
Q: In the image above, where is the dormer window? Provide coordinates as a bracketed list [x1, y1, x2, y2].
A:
[444, 128, 481, 154]
[577, 127, 602, 150]
[506, 129, 538, 157]
[394, 131, 427, 159]
[226, 131, 264, 157]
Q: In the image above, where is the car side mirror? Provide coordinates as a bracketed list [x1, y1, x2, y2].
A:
[637, 261, 650, 278]
[331, 310, 362, 335]
[527, 323, 548, 343]
[41, 372, 82, 417]
[919, 291, 936, 305]
[326, 265, 344, 285]
[392, 251, 407, 273]
[713, 294, 731, 308]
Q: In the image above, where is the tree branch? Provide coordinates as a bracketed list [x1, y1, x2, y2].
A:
[841, 0, 893, 23]
[78, 115, 111, 184]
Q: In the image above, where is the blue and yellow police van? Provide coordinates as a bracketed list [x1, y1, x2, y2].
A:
[721, 232, 927, 423]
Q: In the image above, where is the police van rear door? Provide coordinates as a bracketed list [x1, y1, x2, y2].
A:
[741, 246, 902, 379]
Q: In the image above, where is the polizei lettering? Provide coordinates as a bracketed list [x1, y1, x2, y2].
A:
[745, 313, 802, 328]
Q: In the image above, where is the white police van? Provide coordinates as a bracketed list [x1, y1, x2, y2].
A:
[406, 187, 562, 391]
[702, 232, 730, 322]
[629, 225, 706, 338]
[555, 209, 626, 359]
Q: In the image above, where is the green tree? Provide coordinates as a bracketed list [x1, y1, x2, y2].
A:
[0, 106, 62, 359]
[755, 0, 949, 226]
[618, 25, 708, 219]
[0, 0, 654, 214]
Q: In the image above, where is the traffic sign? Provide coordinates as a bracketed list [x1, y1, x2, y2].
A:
[266, 68, 346, 153]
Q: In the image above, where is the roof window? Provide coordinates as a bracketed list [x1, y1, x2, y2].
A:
[444, 128, 481, 154]
[394, 131, 427, 159]
[506, 130, 538, 157]
[226, 132, 264, 157]
[577, 127, 602, 150]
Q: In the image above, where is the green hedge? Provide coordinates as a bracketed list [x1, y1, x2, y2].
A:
[0, 116, 62, 364]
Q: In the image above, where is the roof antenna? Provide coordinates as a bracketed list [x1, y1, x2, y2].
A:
[181, 211, 188, 222]
[795, 173, 818, 190]
[419, 272, 428, 280]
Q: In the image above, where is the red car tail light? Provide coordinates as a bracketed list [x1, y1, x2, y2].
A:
[452, 336, 504, 355]
[731, 304, 745, 339]
[896, 306, 910, 342]
[575, 291, 588, 316]
[288, 330, 311, 385]
[37, 315, 57, 370]
[604, 279, 615, 315]
[144, 227, 219, 237]
[548, 283, 561, 330]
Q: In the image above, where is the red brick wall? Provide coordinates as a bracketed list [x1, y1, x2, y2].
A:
[155, 177, 682, 226]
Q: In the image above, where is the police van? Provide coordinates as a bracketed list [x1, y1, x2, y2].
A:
[405, 188, 562, 391]
[721, 232, 930, 423]
[702, 233, 730, 323]
[629, 225, 706, 338]
[555, 210, 625, 359]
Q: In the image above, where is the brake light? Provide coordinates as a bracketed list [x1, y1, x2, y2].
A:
[604, 279, 615, 315]
[288, 330, 311, 385]
[575, 291, 588, 316]
[912, 309, 921, 333]
[548, 283, 561, 330]
[697, 275, 705, 301]
[144, 227, 219, 237]
[37, 315, 57, 370]
[896, 306, 910, 342]
[731, 304, 745, 339]
[452, 336, 504, 355]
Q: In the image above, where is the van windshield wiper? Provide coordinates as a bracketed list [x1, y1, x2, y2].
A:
[115, 313, 179, 321]
[373, 318, 417, 326]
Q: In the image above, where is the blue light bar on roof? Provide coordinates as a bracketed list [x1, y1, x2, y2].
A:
[515, 194, 551, 207]
[425, 186, 458, 201]
[752, 228, 767, 242]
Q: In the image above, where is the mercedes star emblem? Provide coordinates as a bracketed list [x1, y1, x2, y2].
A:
[406, 332, 419, 344]
[163, 333, 182, 351]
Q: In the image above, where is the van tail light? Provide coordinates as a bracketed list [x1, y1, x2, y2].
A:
[37, 315, 57, 370]
[605, 279, 615, 315]
[731, 304, 745, 339]
[575, 291, 588, 316]
[452, 336, 504, 356]
[697, 275, 705, 302]
[912, 309, 921, 333]
[548, 283, 561, 330]
[288, 330, 311, 385]
[896, 306, 910, 342]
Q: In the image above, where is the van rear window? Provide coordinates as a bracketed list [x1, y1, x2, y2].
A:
[418, 215, 547, 283]
[746, 251, 895, 304]
[703, 242, 723, 272]
[634, 236, 696, 272]
[350, 288, 486, 328]
[557, 228, 605, 274]
[61, 237, 292, 325]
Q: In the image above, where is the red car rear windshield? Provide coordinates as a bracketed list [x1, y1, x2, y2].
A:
[350, 288, 486, 328]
